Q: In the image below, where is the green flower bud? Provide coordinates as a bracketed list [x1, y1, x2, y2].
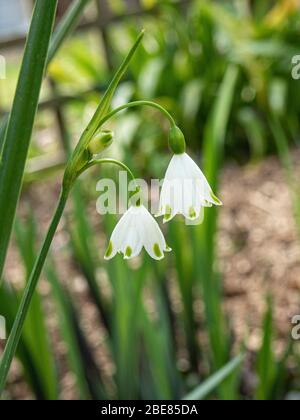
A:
[168, 126, 186, 154]
[88, 130, 114, 155]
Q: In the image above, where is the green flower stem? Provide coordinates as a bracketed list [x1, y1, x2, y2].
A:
[81, 158, 137, 183]
[64, 98, 175, 189]
[81, 158, 140, 201]
[0, 187, 69, 395]
[98, 100, 177, 128]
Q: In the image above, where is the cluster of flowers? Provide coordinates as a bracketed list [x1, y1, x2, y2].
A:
[103, 127, 222, 261]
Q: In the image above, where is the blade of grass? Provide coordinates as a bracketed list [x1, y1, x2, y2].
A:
[183, 354, 244, 400]
[0, 118, 6, 155]
[47, 0, 92, 64]
[103, 210, 178, 399]
[272, 340, 294, 400]
[169, 222, 199, 372]
[269, 115, 300, 235]
[0, 0, 94, 280]
[140, 305, 178, 400]
[151, 266, 183, 398]
[0, 189, 68, 396]
[46, 262, 100, 400]
[0, 0, 58, 281]
[203, 64, 238, 354]
[14, 216, 58, 400]
[104, 214, 144, 399]
[139, 261, 183, 399]
[256, 297, 276, 400]
[195, 65, 239, 399]
[69, 182, 110, 330]
[0, 280, 51, 399]
[238, 108, 266, 161]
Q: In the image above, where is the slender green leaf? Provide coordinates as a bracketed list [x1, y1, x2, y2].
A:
[0, 190, 68, 396]
[47, 0, 92, 64]
[0, 281, 49, 399]
[256, 298, 276, 400]
[196, 65, 239, 399]
[0, 118, 6, 155]
[46, 263, 92, 400]
[14, 216, 58, 400]
[140, 305, 177, 400]
[183, 354, 244, 400]
[69, 182, 109, 330]
[169, 222, 199, 371]
[0, 0, 58, 280]
[269, 115, 300, 236]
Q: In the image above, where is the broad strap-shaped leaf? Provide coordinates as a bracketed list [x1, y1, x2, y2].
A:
[0, 0, 58, 280]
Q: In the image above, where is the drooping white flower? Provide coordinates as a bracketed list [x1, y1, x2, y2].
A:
[104, 205, 171, 261]
[157, 152, 222, 223]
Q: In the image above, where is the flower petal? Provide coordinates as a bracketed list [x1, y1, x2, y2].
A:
[104, 205, 170, 261]
[122, 222, 143, 260]
[138, 206, 169, 260]
[104, 207, 134, 259]
[159, 152, 222, 222]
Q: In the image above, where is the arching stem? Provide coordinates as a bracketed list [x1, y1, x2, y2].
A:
[98, 100, 177, 128]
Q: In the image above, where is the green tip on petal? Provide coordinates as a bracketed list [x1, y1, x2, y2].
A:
[210, 191, 222, 206]
[105, 241, 113, 259]
[189, 207, 197, 219]
[153, 243, 163, 259]
[125, 246, 132, 258]
[164, 205, 172, 221]
[165, 245, 172, 252]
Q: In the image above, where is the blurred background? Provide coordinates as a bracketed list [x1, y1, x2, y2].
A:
[1, 0, 300, 400]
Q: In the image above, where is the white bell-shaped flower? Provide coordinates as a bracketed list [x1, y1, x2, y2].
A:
[105, 205, 171, 260]
[157, 153, 222, 223]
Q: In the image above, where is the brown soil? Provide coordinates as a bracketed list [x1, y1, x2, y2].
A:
[219, 156, 300, 354]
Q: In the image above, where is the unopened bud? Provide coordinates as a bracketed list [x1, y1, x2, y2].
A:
[88, 130, 114, 155]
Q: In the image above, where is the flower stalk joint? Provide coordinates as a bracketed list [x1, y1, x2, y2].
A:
[168, 126, 186, 154]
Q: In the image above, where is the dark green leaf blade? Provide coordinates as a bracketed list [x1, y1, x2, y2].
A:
[0, 0, 58, 279]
